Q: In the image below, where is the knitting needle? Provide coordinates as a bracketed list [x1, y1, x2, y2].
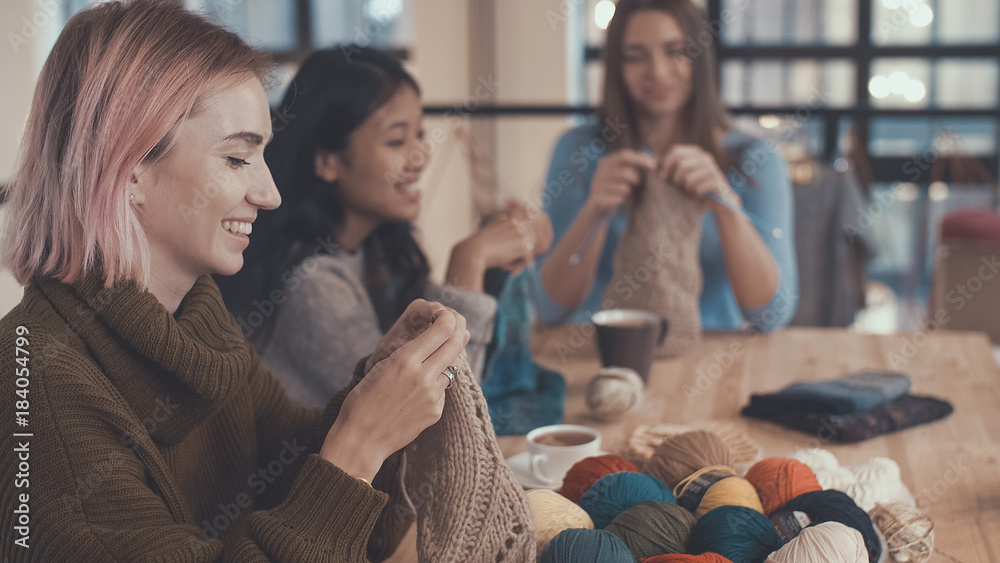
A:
[569, 213, 612, 265]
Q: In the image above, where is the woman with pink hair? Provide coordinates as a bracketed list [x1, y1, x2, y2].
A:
[0, 1, 476, 560]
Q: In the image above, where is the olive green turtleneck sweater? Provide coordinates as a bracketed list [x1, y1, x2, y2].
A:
[0, 273, 410, 562]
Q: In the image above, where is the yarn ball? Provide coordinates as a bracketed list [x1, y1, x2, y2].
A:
[814, 466, 857, 491]
[605, 501, 695, 558]
[851, 457, 901, 484]
[673, 466, 764, 520]
[788, 448, 840, 472]
[744, 458, 822, 515]
[642, 554, 734, 563]
[688, 506, 784, 563]
[868, 502, 934, 563]
[562, 454, 640, 504]
[540, 528, 638, 563]
[644, 430, 735, 489]
[579, 472, 676, 528]
[776, 490, 882, 562]
[764, 521, 867, 562]
[527, 489, 595, 554]
[587, 367, 645, 422]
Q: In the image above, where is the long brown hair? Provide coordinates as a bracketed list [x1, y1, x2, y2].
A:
[599, 0, 730, 167]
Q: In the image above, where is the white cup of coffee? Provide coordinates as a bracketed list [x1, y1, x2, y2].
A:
[525, 424, 602, 486]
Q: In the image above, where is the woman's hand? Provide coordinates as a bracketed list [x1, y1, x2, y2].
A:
[660, 144, 742, 213]
[583, 149, 657, 215]
[320, 307, 470, 481]
[365, 299, 459, 371]
[447, 204, 553, 288]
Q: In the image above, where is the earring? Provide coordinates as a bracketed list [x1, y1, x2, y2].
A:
[130, 193, 135, 203]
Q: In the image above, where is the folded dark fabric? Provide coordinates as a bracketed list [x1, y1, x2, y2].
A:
[745, 371, 912, 415]
[481, 269, 567, 435]
[742, 393, 954, 443]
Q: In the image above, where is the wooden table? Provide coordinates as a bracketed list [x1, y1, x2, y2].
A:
[493, 327, 1000, 563]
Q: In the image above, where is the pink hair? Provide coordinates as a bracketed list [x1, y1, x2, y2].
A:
[1, 0, 272, 287]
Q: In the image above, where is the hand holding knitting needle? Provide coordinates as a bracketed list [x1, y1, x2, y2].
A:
[659, 144, 742, 213]
[659, 144, 783, 240]
[322, 303, 470, 482]
[569, 149, 657, 264]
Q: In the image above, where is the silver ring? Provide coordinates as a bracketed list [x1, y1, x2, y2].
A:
[443, 365, 458, 388]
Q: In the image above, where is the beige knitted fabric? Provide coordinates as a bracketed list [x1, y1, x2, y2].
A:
[604, 174, 706, 358]
[404, 354, 537, 562]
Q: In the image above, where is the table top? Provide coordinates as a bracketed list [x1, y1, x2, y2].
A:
[496, 326, 1000, 563]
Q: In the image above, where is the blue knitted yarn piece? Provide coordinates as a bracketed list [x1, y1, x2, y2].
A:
[579, 472, 676, 529]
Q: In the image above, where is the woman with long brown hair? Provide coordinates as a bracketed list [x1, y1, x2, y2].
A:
[535, 0, 798, 331]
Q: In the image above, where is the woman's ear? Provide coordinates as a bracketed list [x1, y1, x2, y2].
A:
[314, 150, 342, 183]
[129, 164, 150, 206]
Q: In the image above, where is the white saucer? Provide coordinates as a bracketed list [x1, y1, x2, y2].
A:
[505, 451, 611, 490]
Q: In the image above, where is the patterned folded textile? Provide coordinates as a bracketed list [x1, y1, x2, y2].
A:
[744, 371, 912, 415]
[742, 394, 953, 443]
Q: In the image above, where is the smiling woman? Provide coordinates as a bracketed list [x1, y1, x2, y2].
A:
[130, 77, 280, 312]
[0, 1, 490, 561]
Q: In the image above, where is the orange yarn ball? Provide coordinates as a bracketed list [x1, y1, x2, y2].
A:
[560, 454, 639, 503]
[642, 553, 734, 563]
[744, 457, 822, 515]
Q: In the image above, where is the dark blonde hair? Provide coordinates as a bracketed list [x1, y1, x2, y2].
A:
[1, 0, 272, 287]
[599, 0, 730, 166]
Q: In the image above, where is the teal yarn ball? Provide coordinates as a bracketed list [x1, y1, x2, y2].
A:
[540, 528, 638, 563]
[579, 472, 676, 529]
[688, 506, 784, 563]
[605, 501, 696, 558]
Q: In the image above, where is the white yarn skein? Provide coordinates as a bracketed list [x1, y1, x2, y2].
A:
[789, 448, 840, 472]
[815, 466, 858, 491]
[585, 367, 644, 422]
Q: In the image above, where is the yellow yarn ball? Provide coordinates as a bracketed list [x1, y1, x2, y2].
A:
[586, 367, 644, 422]
[527, 489, 595, 554]
[673, 466, 764, 520]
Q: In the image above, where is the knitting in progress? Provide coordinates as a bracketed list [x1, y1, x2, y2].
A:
[603, 172, 706, 358]
[403, 354, 537, 561]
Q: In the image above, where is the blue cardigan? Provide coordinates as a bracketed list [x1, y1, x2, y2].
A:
[531, 124, 798, 331]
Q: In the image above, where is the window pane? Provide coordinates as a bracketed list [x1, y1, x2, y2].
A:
[722, 0, 856, 45]
[871, 0, 933, 45]
[936, 59, 999, 109]
[866, 182, 921, 278]
[938, 0, 1000, 44]
[186, 0, 298, 52]
[311, 0, 413, 49]
[869, 58, 930, 109]
[724, 59, 856, 108]
[869, 117, 998, 157]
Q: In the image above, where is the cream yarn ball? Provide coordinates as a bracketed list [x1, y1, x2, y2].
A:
[585, 367, 644, 422]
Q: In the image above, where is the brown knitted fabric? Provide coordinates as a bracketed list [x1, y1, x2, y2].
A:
[403, 355, 537, 562]
[604, 174, 705, 358]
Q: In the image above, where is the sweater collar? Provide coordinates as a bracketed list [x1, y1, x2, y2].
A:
[37, 271, 253, 445]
